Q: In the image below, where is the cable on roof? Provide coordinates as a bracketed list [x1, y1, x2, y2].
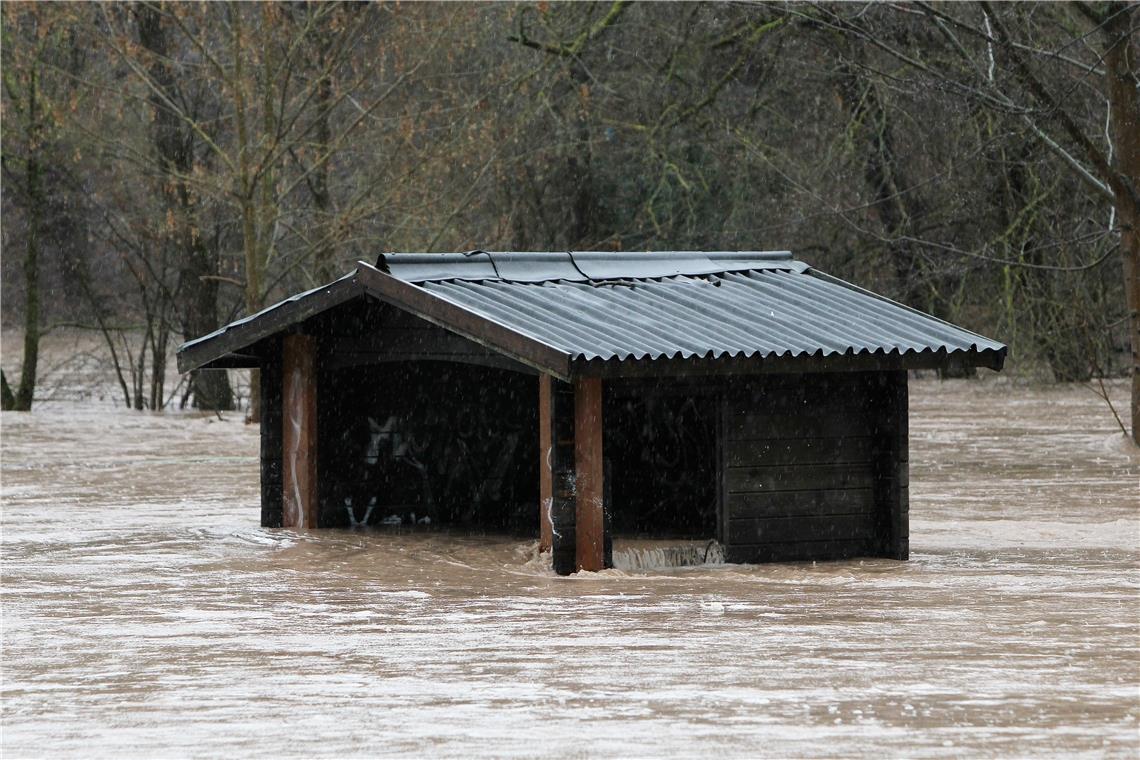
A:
[464, 249, 500, 280]
[566, 250, 589, 280]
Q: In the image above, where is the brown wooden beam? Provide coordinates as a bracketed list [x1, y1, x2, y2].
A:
[538, 374, 554, 553]
[282, 334, 319, 529]
[574, 376, 605, 572]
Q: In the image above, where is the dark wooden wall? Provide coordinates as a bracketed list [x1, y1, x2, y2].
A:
[872, 371, 909, 559]
[721, 371, 908, 563]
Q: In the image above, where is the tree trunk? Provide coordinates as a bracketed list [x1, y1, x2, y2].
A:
[184, 236, 233, 411]
[240, 191, 264, 424]
[836, 61, 925, 307]
[1120, 215, 1139, 444]
[312, 28, 335, 284]
[1, 370, 16, 410]
[1104, 5, 1140, 444]
[13, 65, 43, 412]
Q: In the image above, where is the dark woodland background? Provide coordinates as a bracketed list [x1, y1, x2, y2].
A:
[1, 2, 1137, 439]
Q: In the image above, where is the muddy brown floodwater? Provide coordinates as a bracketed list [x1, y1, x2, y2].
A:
[2, 379, 1137, 758]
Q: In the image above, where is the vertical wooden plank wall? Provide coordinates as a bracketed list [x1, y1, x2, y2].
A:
[575, 377, 606, 572]
[259, 341, 284, 528]
[282, 334, 319, 529]
[538, 375, 554, 552]
[550, 380, 577, 575]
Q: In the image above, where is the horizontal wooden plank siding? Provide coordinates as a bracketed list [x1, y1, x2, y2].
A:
[729, 410, 873, 441]
[728, 513, 878, 544]
[724, 539, 874, 564]
[727, 463, 876, 493]
[315, 359, 539, 532]
[321, 307, 536, 374]
[727, 488, 875, 519]
[726, 436, 874, 467]
[355, 265, 572, 378]
[721, 372, 896, 563]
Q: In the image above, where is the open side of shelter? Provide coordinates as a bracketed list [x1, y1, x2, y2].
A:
[177, 251, 1006, 575]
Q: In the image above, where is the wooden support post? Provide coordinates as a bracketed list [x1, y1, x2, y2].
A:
[260, 340, 284, 528]
[550, 380, 577, 575]
[574, 376, 606, 572]
[538, 374, 554, 553]
[282, 334, 319, 529]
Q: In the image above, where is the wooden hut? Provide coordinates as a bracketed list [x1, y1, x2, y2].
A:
[177, 251, 1006, 575]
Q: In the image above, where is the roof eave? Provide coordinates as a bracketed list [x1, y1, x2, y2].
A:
[570, 346, 1007, 378]
[176, 263, 575, 381]
[175, 273, 365, 373]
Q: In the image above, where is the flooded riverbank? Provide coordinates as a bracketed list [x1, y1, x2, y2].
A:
[2, 379, 1137, 757]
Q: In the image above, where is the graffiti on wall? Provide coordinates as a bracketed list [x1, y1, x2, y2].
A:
[324, 365, 536, 530]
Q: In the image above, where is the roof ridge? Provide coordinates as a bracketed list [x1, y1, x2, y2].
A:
[378, 250, 803, 284]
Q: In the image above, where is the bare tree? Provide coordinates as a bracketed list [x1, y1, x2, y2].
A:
[805, 1, 1138, 441]
[133, 3, 234, 411]
[1, 5, 87, 410]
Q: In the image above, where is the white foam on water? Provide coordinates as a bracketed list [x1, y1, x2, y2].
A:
[611, 539, 726, 571]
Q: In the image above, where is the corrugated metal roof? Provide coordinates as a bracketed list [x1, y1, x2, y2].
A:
[412, 267, 1005, 363]
[176, 251, 1006, 374]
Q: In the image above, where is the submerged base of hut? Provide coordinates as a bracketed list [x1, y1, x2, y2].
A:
[261, 338, 908, 575]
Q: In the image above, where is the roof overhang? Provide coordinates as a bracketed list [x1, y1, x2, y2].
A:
[177, 263, 575, 379]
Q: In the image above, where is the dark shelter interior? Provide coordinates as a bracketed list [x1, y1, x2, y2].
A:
[304, 296, 722, 538]
[318, 359, 721, 541]
[319, 361, 538, 532]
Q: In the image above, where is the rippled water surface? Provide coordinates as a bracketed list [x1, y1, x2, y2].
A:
[2, 379, 1137, 758]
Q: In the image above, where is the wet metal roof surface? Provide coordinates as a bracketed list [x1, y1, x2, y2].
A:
[177, 251, 1006, 375]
